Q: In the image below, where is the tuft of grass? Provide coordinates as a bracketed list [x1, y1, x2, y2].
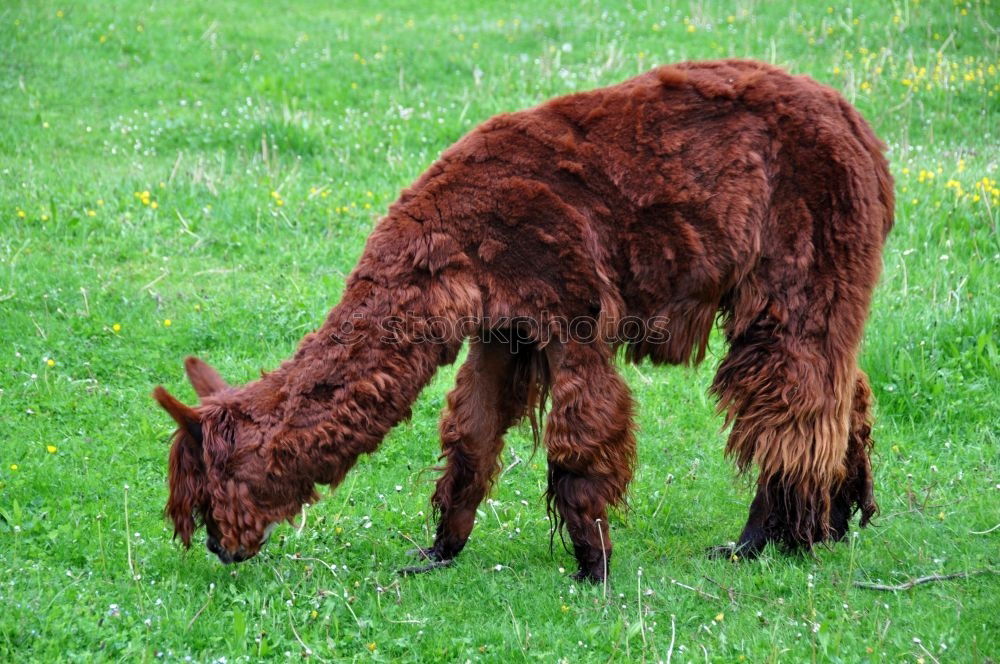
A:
[1, 0, 997, 661]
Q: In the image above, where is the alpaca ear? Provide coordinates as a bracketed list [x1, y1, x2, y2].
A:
[152, 386, 202, 443]
[184, 356, 229, 399]
[165, 423, 204, 548]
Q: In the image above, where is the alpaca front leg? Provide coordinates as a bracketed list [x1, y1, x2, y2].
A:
[401, 341, 528, 574]
[708, 486, 770, 560]
[544, 342, 636, 582]
[830, 369, 878, 539]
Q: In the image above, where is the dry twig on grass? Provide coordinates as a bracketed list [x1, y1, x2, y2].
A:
[854, 569, 997, 591]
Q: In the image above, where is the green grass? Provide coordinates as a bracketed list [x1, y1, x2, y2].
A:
[1, 0, 998, 661]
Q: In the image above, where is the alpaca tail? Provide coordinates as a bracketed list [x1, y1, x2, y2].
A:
[512, 343, 552, 452]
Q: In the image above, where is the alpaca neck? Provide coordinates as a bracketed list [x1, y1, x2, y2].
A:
[257, 272, 467, 485]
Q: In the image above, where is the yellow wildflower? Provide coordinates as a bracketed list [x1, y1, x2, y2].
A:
[163, 319, 172, 327]
[9, 464, 17, 471]
[47, 445, 57, 454]
[112, 323, 122, 333]
[47, 359, 55, 367]
[715, 612, 725, 622]
[367, 642, 377, 652]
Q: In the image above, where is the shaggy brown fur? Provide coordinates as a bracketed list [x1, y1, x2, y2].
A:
[154, 59, 893, 581]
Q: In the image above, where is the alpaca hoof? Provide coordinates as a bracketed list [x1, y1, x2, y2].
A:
[707, 540, 761, 561]
[570, 566, 607, 584]
[405, 546, 437, 560]
[398, 558, 453, 575]
[707, 543, 742, 561]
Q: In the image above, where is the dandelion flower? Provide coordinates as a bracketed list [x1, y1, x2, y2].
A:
[47, 359, 55, 367]
[47, 445, 57, 454]
[151, 201, 158, 209]
[112, 323, 122, 333]
[367, 642, 376, 652]
[163, 319, 172, 327]
[715, 612, 725, 622]
[10, 464, 18, 471]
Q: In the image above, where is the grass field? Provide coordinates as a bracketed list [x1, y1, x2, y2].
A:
[2, 0, 998, 661]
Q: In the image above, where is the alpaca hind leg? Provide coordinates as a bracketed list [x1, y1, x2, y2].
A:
[544, 342, 636, 582]
[400, 340, 529, 574]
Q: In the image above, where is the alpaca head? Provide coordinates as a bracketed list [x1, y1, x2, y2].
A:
[154, 357, 316, 564]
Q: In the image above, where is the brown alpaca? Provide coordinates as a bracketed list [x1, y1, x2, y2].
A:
[154, 59, 893, 581]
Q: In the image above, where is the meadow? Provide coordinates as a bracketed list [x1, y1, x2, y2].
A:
[1, 0, 998, 661]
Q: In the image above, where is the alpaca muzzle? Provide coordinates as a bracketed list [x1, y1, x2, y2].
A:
[206, 535, 252, 564]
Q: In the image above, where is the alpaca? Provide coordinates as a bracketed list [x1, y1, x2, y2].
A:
[154, 59, 893, 581]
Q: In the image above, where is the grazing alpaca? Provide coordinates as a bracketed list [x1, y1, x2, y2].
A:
[154, 59, 893, 581]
